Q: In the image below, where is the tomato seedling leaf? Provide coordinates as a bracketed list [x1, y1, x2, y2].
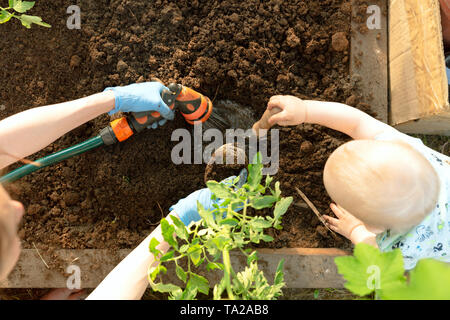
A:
[175, 265, 187, 283]
[11, 0, 35, 13]
[251, 195, 278, 209]
[188, 273, 209, 295]
[207, 180, 234, 199]
[149, 237, 161, 258]
[18, 14, 50, 28]
[274, 196, 293, 221]
[160, 218, 178, 250]
[0, 9, 13, 23]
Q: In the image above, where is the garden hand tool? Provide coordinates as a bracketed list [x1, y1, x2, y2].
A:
[252, 107, 282, 137]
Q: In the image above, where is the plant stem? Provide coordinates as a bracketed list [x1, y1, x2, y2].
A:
[222, 248, 235, 300]
[242, 202, 247, 220]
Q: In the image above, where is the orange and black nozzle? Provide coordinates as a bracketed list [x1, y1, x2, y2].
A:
[99, 83, 213, 145]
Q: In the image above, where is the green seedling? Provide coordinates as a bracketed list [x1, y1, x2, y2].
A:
[148, 152, 293, 300]
[0, 1, 50, 28]
[335, 243, 450, 300]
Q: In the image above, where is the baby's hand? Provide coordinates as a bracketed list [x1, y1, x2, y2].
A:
[323, 203, 367, 243]
[267, 95, 308, 127]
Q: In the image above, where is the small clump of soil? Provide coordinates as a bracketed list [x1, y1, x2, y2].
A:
[204, 144, 248, 183]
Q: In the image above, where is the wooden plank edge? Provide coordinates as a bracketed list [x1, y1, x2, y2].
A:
[0, 248, 350, 290]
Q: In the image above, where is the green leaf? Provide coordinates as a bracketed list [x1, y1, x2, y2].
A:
[247, 152, 263, 189]
[160, 250, 175, 262]
[381, 259, 450, 300]
[206, 262, 224, 271]
[149, 264, 167, 281]
[187, 245, 202, 266]
[12, 0, 35, 13]
[0, 9, 13, 24]
[219, 218, 239, 227]
[179, 283, 198, 300]
[179, 244, 189, 253]
[170, 215, 189, 241]
[175, 265, 187, 283]
[197, 202, 216, 227]
[149, 237, 161, 258]
[274, 259, 285, 285]
[197, 228, 209, 236]
[313, 289, 320, 299]
[153, 282, 181, 293]
[188, 273, 209, 295]
[249, 217, 272, 229]
[207, 180, 234, 199]
[211, 235, 230, 251]
[334, 243, 406, 297]
[274, 181, 281, 199]
[232, 233, 246, 247]
[265, 175, 273, 189]
[260, 234, 274, 242]
[247, 251, 258, 265]
[18, 14, 51, 28]
[160, 218, 178, 249]
[274, 197, 293, 221]
[251, 195, 278, 209]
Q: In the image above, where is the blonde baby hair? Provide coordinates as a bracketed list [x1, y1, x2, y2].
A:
[323, 140, 440, 233]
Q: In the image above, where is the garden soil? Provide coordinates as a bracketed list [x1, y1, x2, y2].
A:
[0, 0, 371, 257]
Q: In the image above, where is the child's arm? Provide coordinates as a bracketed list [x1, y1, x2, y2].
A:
[266, 95, 397, 140]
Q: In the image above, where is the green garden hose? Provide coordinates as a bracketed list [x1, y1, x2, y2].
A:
[0, 135, 104, 185]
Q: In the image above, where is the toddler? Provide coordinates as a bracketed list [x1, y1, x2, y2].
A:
[266, 95, 449, 270]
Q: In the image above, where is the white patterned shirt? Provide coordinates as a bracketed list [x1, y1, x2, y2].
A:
[374, 131, 450, 270]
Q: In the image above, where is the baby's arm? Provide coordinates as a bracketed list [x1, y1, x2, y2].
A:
[323, 204, 378, 247]
[267, 95, 396, 140]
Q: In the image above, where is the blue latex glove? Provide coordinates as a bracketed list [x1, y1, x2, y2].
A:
[446, 55, 450, 85]
[170, 187, 218, 226]
[171, 170, 247, 226]
[104, 82, 175, 124]
[446, 66, 450, 85]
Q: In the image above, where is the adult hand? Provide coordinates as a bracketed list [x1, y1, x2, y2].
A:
[104, 82, 175, 127]
[170, 187, 217, 226]
[170, 171, 247, 226]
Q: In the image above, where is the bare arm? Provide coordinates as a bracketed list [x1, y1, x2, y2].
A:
[87, 211, 179, 300]
[267, 96, 397, 140]
[350, 225, 378, 247]
[303, 100, 395, 140]
[0, 91, 115, 169]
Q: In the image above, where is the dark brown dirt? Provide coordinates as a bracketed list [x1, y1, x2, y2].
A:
[1, 0, 360, 252]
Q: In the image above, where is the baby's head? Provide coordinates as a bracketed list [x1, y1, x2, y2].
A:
[323, 140, 440, 234]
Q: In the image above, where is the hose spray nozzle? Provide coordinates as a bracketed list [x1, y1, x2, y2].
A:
[100, 83, 214, 145]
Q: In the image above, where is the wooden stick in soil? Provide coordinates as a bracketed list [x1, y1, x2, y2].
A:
[294, 187, 336, 236]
